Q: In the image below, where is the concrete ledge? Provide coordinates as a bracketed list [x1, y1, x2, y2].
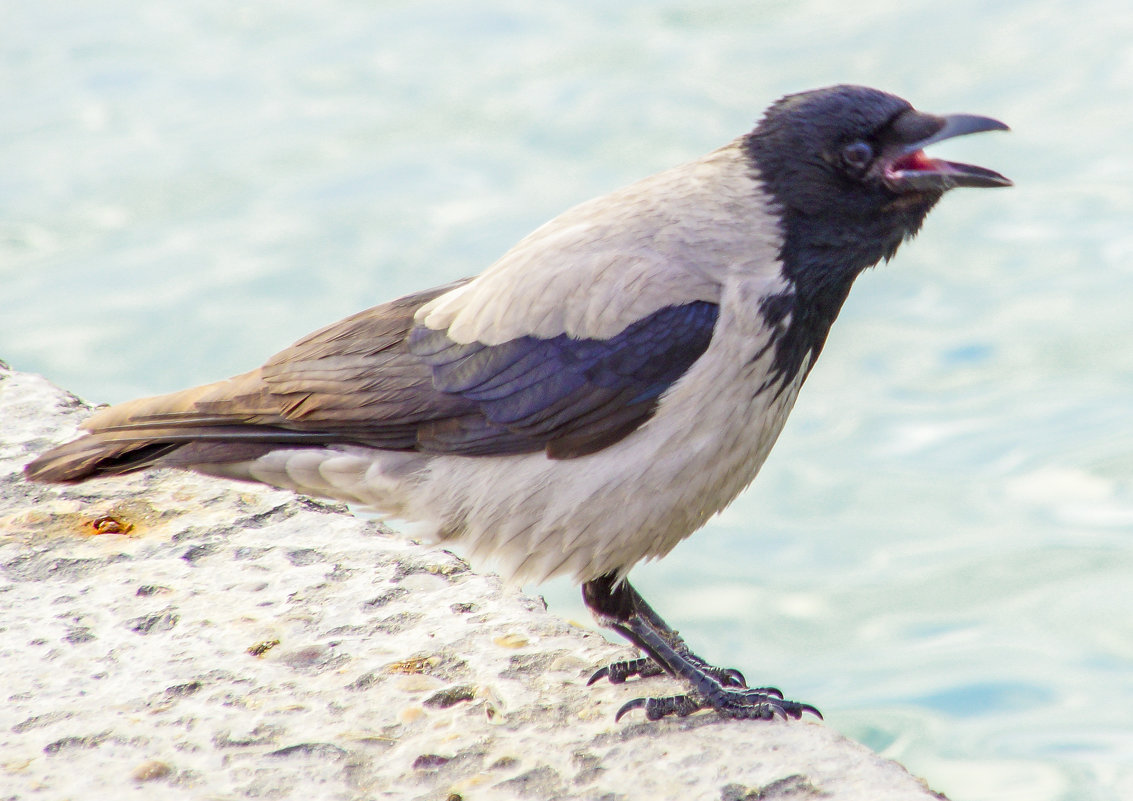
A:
[0, 361, 947, 800]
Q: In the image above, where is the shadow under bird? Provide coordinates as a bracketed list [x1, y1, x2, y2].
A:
[27, 85, 1011, 722]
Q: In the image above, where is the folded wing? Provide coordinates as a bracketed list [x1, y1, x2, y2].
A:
[26, 281, 718, 481]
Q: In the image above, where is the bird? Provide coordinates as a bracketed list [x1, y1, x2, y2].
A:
[26, 84, 1011, 722]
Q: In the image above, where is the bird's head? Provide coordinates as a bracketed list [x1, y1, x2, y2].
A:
[744, 84, 1011, 270]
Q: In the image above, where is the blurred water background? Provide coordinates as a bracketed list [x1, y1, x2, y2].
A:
[3, 2, 1131, 799]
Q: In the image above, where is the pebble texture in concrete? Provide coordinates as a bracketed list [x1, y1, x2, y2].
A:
[0, 361, 947, 800]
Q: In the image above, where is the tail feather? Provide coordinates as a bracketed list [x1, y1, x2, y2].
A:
[24, 422, 354, 484]
[25, 368, 307, 483]
[24, 431, 182, 483]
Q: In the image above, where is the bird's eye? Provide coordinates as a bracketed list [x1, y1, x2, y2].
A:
[841, 141, 873, 171]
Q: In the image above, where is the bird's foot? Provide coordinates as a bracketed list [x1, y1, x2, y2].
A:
[588, 654, 746, 688]
[580, 574, 817, 724]
[616, 687, 821, 722]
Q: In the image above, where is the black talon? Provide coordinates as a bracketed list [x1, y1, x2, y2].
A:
[586, 666, 610, 686]
[720, 668, 747, 688]
[790, 701, 824, 720]
[750, 685, 783, 699]
[615, 697, 649, 722]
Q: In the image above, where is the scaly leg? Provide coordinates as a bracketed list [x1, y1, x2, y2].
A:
[586, 577, 747, 688]
[581, 573, 821, 722]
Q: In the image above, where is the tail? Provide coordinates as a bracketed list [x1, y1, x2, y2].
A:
[24, 429, 184, 483]
[23, 375, 310, 484]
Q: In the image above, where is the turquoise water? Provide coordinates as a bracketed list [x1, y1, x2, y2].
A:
[3, 2, 1131, 798]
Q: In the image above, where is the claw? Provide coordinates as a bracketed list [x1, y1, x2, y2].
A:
[721, 668, 747, 688]
[586, 666, 610, 686]
[797, 703, 823, 720]
[615, 697, 649, 722]
[764, 697, 822, 721]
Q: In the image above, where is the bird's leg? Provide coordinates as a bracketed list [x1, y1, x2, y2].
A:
[584, 576, 746, 687]
[581, 573, 821, 722]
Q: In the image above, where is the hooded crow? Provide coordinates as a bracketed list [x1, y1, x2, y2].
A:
[26, 84, 1011, 722]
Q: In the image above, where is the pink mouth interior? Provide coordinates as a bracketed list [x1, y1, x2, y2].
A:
[890, 149, 941, 173]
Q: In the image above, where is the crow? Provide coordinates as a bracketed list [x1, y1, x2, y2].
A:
[27, 85, 1011, 721]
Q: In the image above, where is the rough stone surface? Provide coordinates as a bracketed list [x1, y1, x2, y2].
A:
[0, 361, 948, 800]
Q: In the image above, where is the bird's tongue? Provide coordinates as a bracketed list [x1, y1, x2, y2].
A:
[892, 149, 939, 172]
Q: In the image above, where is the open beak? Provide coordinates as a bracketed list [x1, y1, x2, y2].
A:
[883, 113, 1013, 193]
